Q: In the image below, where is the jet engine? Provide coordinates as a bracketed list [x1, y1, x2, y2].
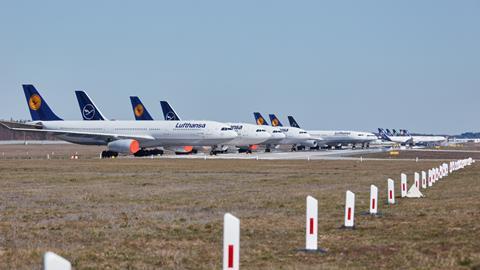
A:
[165, 146, 197, 155]
[301, 140, 318, 148]
[107, 139, 140, 154]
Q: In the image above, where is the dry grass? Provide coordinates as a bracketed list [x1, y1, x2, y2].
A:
[0, 149, 479, 269]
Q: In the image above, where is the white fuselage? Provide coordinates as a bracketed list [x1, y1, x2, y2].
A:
[34, 120, 238, 148]
[412, 135, 447, 145]
[261, 126, 287, 145]
[383, 135, 413, 144]
[228, 123, 272, 146]
[276, 126, 311, 144]
[309, 130, 378, 146]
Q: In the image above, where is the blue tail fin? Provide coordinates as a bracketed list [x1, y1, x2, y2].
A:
[253, 112, 269, 126]
[74, 91, 107, 120]
[22, 84, 62, 121]
[130, 96, 153, 120]
[287, 116, 301, 128]
[386, 129, 393, 136]
[392, 129, 398, 136]
[378, 128, 391, 141]
[268, 114, 283, 127]
[160, 101, 181, 121]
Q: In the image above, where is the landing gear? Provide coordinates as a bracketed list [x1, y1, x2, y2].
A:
[296, 145, 306, 151]
[101, 151, 118, 159]
[265, 148, 271, 153]
[238, 148, 252, 154]
[352, 144, 356, 149]
[134, 148, 164, 157]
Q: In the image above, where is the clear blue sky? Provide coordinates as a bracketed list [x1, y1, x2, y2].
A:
[1, 0, 479, 134]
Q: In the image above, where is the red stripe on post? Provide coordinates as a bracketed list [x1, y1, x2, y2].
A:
[389, 190, 393, 200]
[347, 207, 352, 220]
[372, 198, 376, 210]
[402, 184, 405, 191]
[228, 245, 234, 268]
[309, 218, 314, 235]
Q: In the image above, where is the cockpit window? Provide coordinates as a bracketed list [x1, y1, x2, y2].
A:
[273, 130, 282, 133]
[256, 129, 266, 132]
[299, 131, 307, 134]
[221, 127, 233, 131]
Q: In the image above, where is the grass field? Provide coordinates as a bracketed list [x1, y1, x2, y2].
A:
[0, 150, 479, 269]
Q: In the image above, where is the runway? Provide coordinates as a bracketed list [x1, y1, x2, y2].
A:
[157, 147, 388, 160]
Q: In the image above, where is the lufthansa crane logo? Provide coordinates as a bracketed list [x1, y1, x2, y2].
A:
[257, 117, 265, 125]
[134, 104, 144, 117]
[271, 118, 279, 127]
[29, 94, 42, 111]
[166, 112, 176, 120]
[82, 104, 96, 120]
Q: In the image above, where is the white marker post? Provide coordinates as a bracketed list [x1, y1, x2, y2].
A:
[401, 174, 407, 198]
[387, 179, 395, 204]
[43, 252, 71, 270]
[344, 191, 355, 228]
[370, 185, 378, 215]
[414, 172, 420, 189]
[306, 196, 318, 251]
[223, 213, 240, 270]
[429, 169, 434, 186]
[421, 171, 427, 189]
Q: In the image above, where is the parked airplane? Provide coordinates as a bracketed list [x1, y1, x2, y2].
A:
[129, 96, 206, 155]
[75, 91, 167, 156]
[287, 116, 377, 149]
[1, 85, 238, 158]
[379, 128, 446, 146]
[160, 101, 272, 153]
[253, 113, 312, 151]
[378, 128, 413, 145]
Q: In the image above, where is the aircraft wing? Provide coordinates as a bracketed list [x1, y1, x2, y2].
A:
[0, 122, 155, 142]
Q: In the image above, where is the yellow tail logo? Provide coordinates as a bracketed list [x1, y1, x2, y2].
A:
[257, 117, 265, 125]
[29, 94, 42, 111]
[134, 104, 144, 117]
[271, 118, 279, 127]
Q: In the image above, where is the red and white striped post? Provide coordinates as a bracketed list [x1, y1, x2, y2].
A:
[43, 252, 71, 270]
[421, 171, 427, 189]
[414, 172, 420, 189]
[400, 174, 407, 198]
[387, 179, 395, 204]
[223, 213, 240, 270]
[370, 185, 378, 215]
[344, 191, 355, 228]
[306, 196, 318, 250]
